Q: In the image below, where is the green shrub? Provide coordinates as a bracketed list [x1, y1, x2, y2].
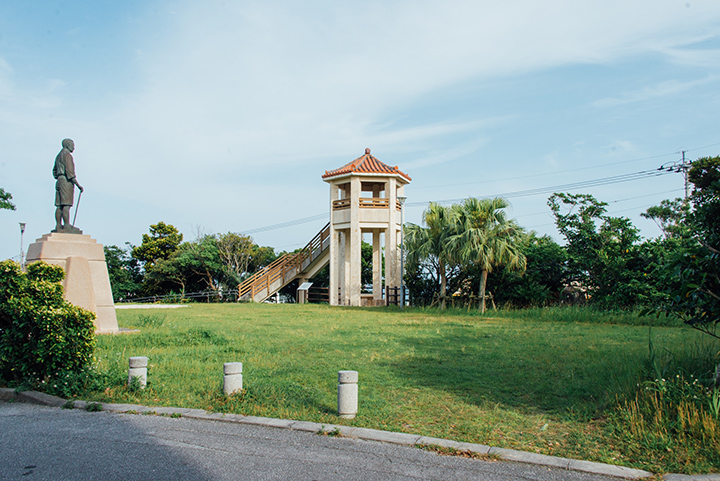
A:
[0, 260, 96, 392]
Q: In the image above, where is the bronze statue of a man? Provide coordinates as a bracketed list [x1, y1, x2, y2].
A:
[53, 138, 84, 232]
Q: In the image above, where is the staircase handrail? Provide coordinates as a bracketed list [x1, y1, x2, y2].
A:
[238, 222, 330, 301]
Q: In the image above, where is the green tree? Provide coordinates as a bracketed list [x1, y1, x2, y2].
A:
[145, 236, 227, 297]
[360, 241, 374, 289]
[549, 193, 651, 309]
[176, 235, 226, 292]
[449, 197, 526, 313]
[247, 245, 277, 273]
[0, 187, 15, 211]
[104, 243, 143, 301]
[405, 202, 457, 308]
[143, 254, 189, 296]
[641, 198, 690, 239]
[659, 156, 720, 338]
[216, 232, 255, 283]
[488, 233, 568, 307]
[132, 222, 183, 271]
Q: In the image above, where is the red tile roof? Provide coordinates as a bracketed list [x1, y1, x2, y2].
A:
[322, 148, 411, 182]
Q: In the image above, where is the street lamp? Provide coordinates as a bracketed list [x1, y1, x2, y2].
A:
[397, 196, 407, 309]
[19, 222, 26, 270]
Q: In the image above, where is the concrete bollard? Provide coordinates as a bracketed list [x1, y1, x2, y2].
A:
[223, 362, 243, 395]
[128, 356, 148, 389]
[337, 370, 358, 419]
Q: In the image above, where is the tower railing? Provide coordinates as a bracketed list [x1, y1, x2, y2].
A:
[332, 197, 398, 210]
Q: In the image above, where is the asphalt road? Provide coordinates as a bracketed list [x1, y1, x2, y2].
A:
[0, 401, 630, 481]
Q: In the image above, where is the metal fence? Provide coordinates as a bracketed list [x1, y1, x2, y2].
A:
[385, 286, 406, 307]
[114, 289, 239, 304]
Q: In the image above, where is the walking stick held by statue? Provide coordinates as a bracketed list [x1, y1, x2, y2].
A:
[72, 190, 82, 227]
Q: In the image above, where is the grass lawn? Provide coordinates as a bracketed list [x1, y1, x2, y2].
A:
[85, 303, 717, 473]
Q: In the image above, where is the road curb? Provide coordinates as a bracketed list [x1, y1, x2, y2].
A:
[3, 388, 718, 480]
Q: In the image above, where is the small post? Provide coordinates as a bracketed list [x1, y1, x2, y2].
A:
[128, 357, 148, 389]
[224, 362, 243, 395]
[337, 370, 358, 419]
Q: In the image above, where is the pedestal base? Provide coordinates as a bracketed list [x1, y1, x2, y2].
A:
[26, 232, 119, 334]
[51, 226, 83, 235]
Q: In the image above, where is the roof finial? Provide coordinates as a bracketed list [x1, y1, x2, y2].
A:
[365, 148, 371, 154]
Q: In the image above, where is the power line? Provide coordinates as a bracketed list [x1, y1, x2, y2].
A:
[413, 140, 720, 192]
[241, 168, 676, 235]
[241, 213, 328, 235]
[658, 151, 692, 200]
[407, 168, 672, 207]
[513, 188, 684, 218]
[412, 149, 680, 191]
[686, 141, 720, 152]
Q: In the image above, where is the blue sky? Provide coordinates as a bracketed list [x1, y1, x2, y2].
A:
[2, 0, 720, 261]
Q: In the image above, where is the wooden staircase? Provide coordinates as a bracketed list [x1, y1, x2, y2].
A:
[238, 223, 330, 303]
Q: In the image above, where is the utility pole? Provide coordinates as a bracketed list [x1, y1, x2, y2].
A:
[658, 150, 692, 202]
[681, 150, 690, 200]
[19, 222, 26, 271]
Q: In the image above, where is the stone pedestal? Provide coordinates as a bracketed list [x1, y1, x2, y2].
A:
[26, 232, 119, 334]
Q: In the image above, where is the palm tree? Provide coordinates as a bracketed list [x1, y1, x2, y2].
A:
[405, 202, 455, 308]
[449, 197, 526, 313]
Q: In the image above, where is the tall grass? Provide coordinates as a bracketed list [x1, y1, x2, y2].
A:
[80, 303, 718, 474]
[608, 336, 720, 473]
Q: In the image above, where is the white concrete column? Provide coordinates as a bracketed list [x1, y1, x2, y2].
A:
[339, 231, 347, 305]
[329, 181, 340, 306]
[223, 362, 243, 395]
[128, 357, 148, 389]
[349, 176, 362, 306]
[337, 370, 358, 419]
[343, 230, 350, 305]
[397, 183, 406, 297]
[386, 177, 398, 289]
[338, 231, 347, 305]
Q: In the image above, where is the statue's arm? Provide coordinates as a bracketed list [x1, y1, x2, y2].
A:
[64, 152, 83, 192]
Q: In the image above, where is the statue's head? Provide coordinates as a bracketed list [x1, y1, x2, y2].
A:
[61, 138, 75, 152]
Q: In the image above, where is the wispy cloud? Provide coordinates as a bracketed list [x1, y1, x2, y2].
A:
[593, 76, 718, 107]
[402, 138, 490, 171]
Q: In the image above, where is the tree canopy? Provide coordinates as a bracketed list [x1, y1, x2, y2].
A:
[405, 197, 526, 312]
[131, 221, 183, 270]
[405, 202, 456, 308]
[106, 223, 279, 300]
[0, 187, 15, 211]
[449, 197, 526, 313]
[657, 156, 720, 338]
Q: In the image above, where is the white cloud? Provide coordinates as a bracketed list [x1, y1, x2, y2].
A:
[2, 0, 720, 257]
[107, 0, 720, 172]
